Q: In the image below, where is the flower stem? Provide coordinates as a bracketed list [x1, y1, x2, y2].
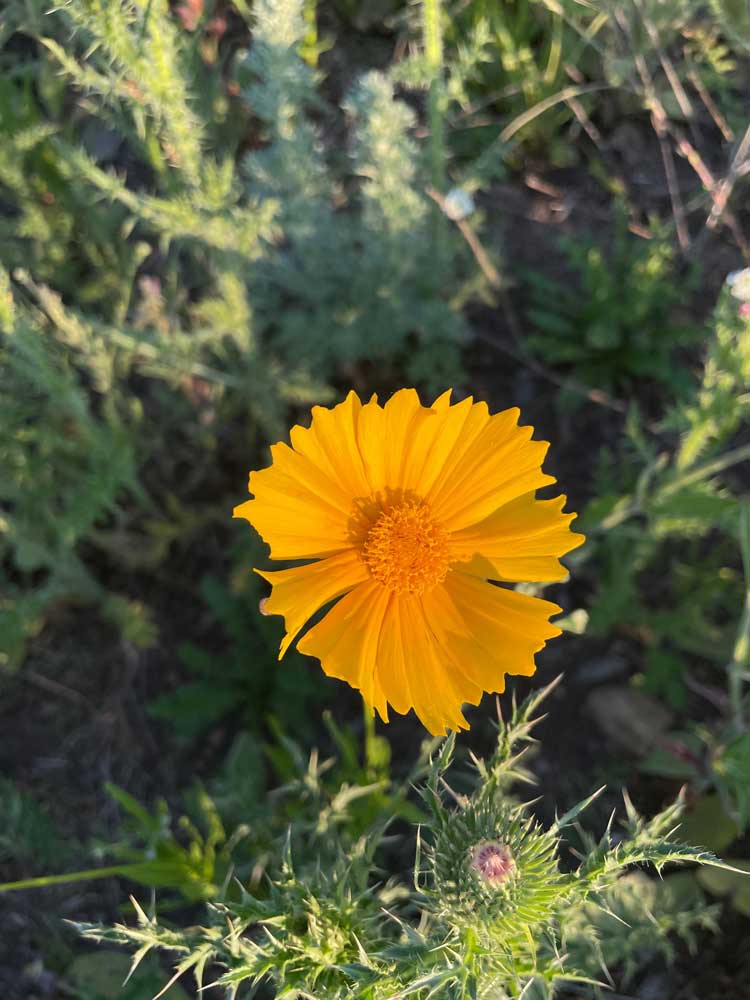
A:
[729, 503, 750, 730]
[362, 695, 376, 776]
[422, 0, 446, 193]
[422, 0, 449, 256]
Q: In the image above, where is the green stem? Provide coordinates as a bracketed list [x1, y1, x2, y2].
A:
[729, 503, 750, 730]
[423, 0, 446, 191]
[660, 443, 750, 498]
[302, 0, 319, 68]
[362, 695, 376, 777]
[599, 443, 750, 533]
[0, 864, 144, 894]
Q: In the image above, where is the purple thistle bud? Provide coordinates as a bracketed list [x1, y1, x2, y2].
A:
[470, 841, 515, 885]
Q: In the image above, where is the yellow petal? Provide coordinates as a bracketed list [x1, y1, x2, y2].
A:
[403, 395, 478, 495]
[442, 570, 562, 681]
[451, 493, 585, 581]
[356, 390, 490, 508]
[378, 595, 471, 735]
[459, 553, 571, 582]
[371, 595, 412, 718]
[356, 389, 436, 495]
[355, 396, 388, 494]
[431, 389, 454, 409]
[429, 408, 555, 531]
[290, 390, 371, 501]
[418, 582, 507, 696]
[296, 581, 391, 717]
[236, 392, 372, 559]
[264, 441, 354, 514]
[423, 397, 491, 505]
[234, 493, 350, 560]
[256, 550, 369, 658]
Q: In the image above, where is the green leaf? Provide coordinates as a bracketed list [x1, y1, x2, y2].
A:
[697, 860, 750, 915]
[67, 952, 190, 1000]
[678, 795, 740, 854]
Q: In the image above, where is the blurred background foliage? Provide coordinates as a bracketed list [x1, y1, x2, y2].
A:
[0, 0, 749, 997]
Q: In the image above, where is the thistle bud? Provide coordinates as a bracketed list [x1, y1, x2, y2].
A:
[470, 840, 514, 886]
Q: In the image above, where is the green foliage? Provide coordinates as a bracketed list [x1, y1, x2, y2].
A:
[235, 10, 467, 382]
[97, 782, 235, 904]
[72, 683, 732, 998]
[669, 291, 750, 470]
[575, 282, 750, 921]
[147, 557, 324, 741]
[637, 503, 750, 911]
[0, 704, 426, 901]
[707, 0, 750, 55]
[0, 267, 142, 670]
[0, 777, 71, 868]
[698, 860, 750, 917]
[578, 284, 750, 707]
[0, 0, 483, 672]
[2, 0, 750, 989]
[0, 781, 240, 900]
[444, 0, 590, 165]
[562, 871, 718, 987]
[67, 951, 189, 1000]
[524, 207, 701, 393]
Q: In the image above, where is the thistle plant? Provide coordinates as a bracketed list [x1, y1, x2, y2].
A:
[76, 681, 732, 998]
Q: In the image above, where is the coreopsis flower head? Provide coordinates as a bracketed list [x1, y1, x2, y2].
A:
[234, 389, 584, 735]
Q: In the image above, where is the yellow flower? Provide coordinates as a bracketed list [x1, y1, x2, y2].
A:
[234, 389, 584, 735]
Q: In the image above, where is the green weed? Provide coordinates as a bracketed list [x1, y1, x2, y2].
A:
[147, 551, 325, 741]
[71, 683, 730, 999]
[524, 207, 702, 394]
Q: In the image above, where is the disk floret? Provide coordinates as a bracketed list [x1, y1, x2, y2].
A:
[361, 500, 450, 595]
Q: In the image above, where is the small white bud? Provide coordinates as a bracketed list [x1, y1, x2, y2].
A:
[443, 187, 475, 222]
[726, 267, 750, 303]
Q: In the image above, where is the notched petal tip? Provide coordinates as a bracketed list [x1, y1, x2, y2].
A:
[431, 388, 453, 409]
[385, 387, 420, 410]
[567, 529, 587, 551]
[233, 499, 254, 520]
[373, 700, 389, 724]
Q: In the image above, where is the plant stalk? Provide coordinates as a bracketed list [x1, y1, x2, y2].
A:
[363, 695, 377, 777]
[729, 503, 750, 730]
[422, 0, 446, 194]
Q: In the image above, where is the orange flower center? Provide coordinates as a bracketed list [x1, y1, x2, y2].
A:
[362, 501, 450, 595]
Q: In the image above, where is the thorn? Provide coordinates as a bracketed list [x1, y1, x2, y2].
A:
[129, 895, 149, 924]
